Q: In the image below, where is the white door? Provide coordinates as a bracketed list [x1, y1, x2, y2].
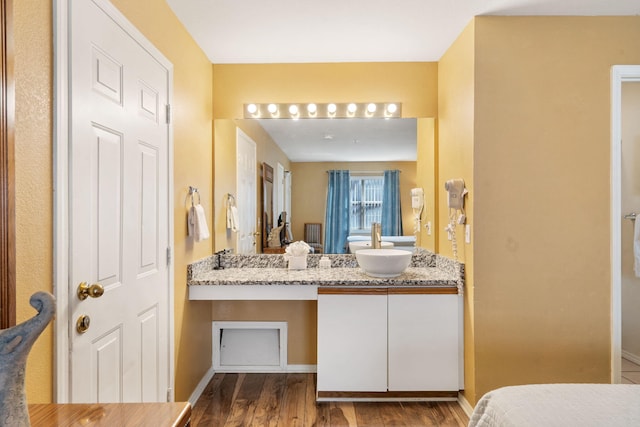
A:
[236, 129, 257, 254]
[68, 0, 171, 403]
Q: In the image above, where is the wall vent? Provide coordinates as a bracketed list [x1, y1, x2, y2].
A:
[213, 321, 287, 372]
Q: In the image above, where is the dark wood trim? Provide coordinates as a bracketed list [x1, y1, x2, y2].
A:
[318, 287, 458, 295]
[316, 390, 459, 399]
[0, 0, 15, 328]
[318, 287, 388, 295]
[388, 286, 458, 295]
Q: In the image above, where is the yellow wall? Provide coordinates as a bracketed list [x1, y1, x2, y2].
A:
[438, 20, 476, 403]
[211, 301, 318, 364]
[14, 0, 214, 402]
[289, 161, 417, 246]
[14, 0, 54, 403]
[213, 62, 438, 120]
[471, 16, 640, 403]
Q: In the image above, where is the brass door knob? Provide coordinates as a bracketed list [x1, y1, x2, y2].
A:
[77, 282, 105, 300]
[76, 314, 91, 333]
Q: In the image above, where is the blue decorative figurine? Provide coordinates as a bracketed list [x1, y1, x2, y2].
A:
[0, 292, 56, 427]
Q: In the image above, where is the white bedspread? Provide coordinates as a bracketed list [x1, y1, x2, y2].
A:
[469, 384, 640, 427]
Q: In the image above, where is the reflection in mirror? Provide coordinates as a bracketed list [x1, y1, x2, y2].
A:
[258, 118, 420, 254]
[262, 163, 275, 252]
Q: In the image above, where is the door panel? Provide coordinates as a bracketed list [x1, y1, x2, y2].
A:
[92, 327, 123, 403]
[94, 125, 123, 288]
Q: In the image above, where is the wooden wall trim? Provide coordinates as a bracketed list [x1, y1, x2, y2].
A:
[317, 287, 388, 295]
[0, 0, 16, 328]
[317, 390, 459, 399]
[318, 286, 458, 295]
[388, 287, 458, 295]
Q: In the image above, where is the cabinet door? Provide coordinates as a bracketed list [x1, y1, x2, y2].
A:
[388, 293, 459, 391]
[317, 292, 387, 392]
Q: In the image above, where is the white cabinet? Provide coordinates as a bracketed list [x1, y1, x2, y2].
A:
[316, 289, 387, 392]
[317, 287, 460, 397]
[387, 292, 459, 391]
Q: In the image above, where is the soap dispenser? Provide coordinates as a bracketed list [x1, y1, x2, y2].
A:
[319, 256, 331, 268]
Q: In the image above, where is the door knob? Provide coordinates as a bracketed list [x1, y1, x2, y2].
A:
[77, 282, 104, 300]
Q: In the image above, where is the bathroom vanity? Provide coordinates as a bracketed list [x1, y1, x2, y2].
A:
[187, 250, 464, 401]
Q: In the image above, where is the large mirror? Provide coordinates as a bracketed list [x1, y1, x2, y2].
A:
[214, 117, 434, 254]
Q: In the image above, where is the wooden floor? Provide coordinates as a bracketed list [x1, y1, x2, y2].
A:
[191, 373, 469, 426]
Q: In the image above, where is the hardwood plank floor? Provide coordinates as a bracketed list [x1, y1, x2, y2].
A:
[191, 373, 469, 427]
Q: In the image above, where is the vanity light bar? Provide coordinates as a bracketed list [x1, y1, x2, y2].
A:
[243, 102, 402, 119]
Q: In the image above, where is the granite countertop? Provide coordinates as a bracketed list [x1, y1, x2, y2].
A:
[187, 250, 464, 289]
[188, 266, 460, 287]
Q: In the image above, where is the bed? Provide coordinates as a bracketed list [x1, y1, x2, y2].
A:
[469, 384, 640, 427]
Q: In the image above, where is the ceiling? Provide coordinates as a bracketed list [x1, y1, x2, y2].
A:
[256, 118, 417, 163]
[166, 0, 639, 64]
[168, 0, 639, 162]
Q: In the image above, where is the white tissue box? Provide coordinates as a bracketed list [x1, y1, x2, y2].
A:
[288, 256, 307, 270]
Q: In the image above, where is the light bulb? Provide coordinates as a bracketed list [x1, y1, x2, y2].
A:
[307, 103, 317, 114]
[386, 103, 397, 114]
[347, 103, 357, 113]
[247, 104, 258, 114]
[289, 104, 299, 115]
[267, 103, 278, 114]
[327, 103, 337, 114]
[367, 103, 377, 113]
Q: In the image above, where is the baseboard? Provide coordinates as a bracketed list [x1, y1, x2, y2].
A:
[210, 364, 317, 374]
[286, 364, 317, 373]
[622, 350, 640, 366]
[317, 390, 457, 402]
[188, 365, 215, 407]
[457, 392, 474, 418]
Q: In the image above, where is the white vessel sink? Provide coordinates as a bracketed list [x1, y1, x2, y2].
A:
[355, 248, 412, 278]
[348, 240, 394, 253]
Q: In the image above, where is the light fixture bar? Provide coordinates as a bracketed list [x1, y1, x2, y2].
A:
[244, 102, 402, 119]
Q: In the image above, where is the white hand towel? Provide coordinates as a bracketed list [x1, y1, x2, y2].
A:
[226, 205, 239, 232]
[634, 217, 640, 277]
[193, 204, 209, 242]
[187, 206, 195, 237]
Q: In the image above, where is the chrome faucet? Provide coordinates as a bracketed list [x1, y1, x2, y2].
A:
[371, 222, 382, 249]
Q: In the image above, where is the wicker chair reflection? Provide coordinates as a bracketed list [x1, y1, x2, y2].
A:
[304, 223, 323, 254]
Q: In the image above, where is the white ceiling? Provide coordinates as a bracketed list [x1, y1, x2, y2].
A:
[166, 0, 639, 64]
[167, 0, 640, 162]
[256, 118, 417, 163]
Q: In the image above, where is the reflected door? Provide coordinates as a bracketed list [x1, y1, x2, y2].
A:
[236, 129, 257, 254]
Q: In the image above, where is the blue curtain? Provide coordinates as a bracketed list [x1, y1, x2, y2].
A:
[324, 170, 350, 253]
[381, 170, 403, 236]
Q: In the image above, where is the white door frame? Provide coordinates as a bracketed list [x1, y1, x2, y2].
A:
[53, 0, 175, 402]
[611, 65, 640, 383]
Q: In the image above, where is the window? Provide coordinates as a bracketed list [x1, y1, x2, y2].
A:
[350, 174, 383, 233]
